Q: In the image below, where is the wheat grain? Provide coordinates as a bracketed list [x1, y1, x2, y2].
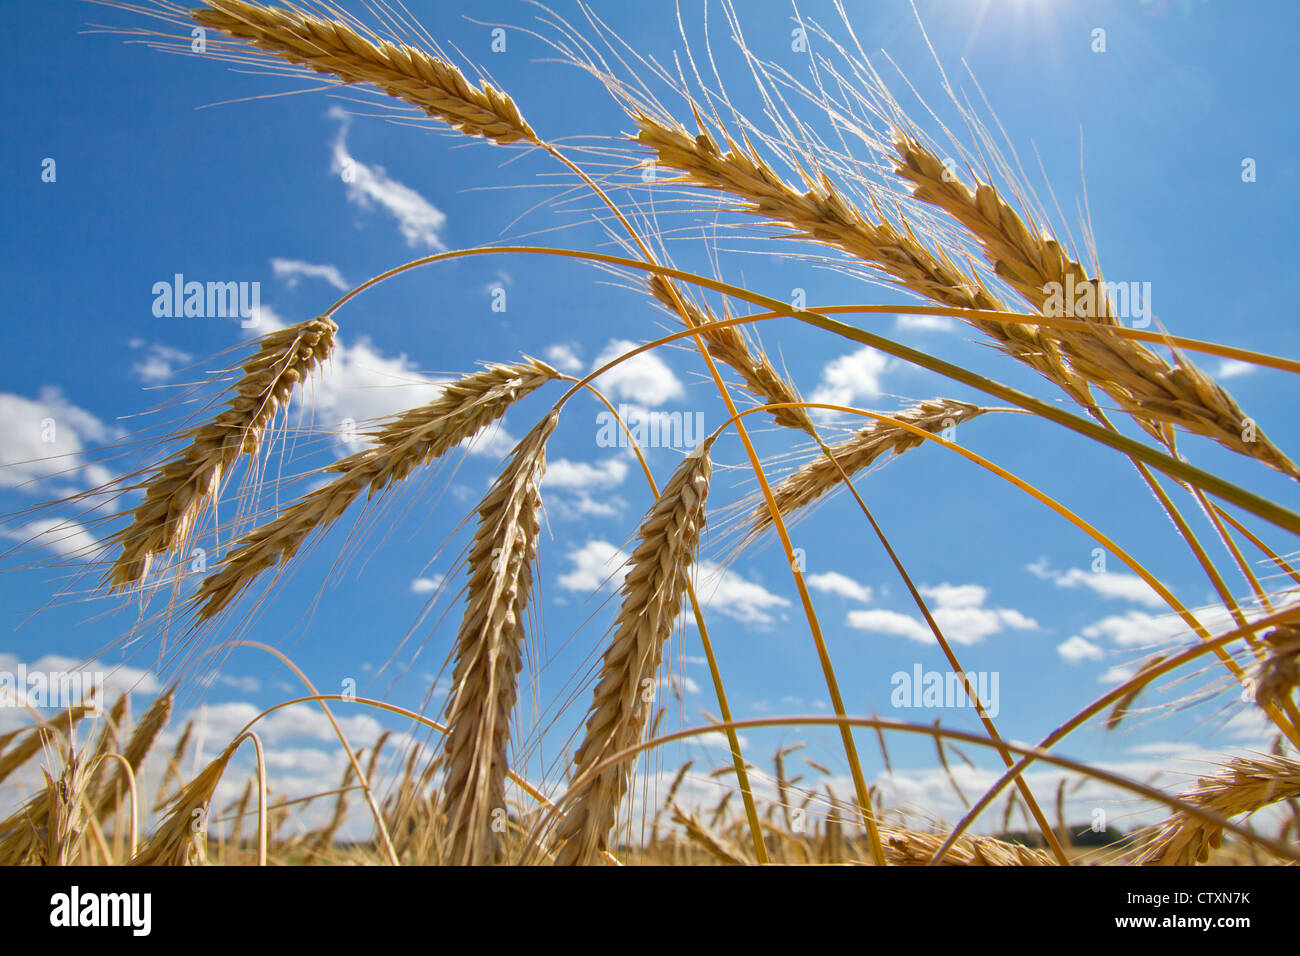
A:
[438, 411, 557, 865]
[554, 439, 714, 865]
[108, 315, 337, 589]
[192, 1, 536, 146]
[189, 357, 558, 621]
[750, 399, 985, 536]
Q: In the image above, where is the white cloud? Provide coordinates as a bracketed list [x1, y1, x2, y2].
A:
[806, 571, 873, 603]
[847, 581, 1036, 646]
[1077, 610, 1189, 648]
[558, 540, 629, 592]
[330, 106, 447, 249]
[810, 347, 890, 409]
[129, 340, 193, 384]
[545, 343, 584, 373]
[556, 541, 789, 626]
[271, 258, 348, 292]
[918, 583, 987, 609]
[1057, 635, 1105, 664]
[1216, 359, 1255, 380]
[0, 388, 116, 492]
[895, 314, 956, 332]
[693, 561, 790, 627]
[411, 575, 444, 594]
[1027, 558, 1163, 609]
[591, 339, 685, 406]
[544, 458, 628, 491]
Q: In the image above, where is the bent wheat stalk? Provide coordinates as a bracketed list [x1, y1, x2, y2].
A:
[189, 357, 558, 620]
[108, 316, 337, 589]
[439, 411, 557, 866]
[554, 439, 714, 866]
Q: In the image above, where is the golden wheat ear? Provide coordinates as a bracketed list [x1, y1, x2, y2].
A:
[438, 410, 557, 866]
[553, 438, 714, 866]
[750, 399, 987, 538]
[891, 135, 1299, 479]
[191, 0, 537, 146]
[1134, 754, 1300, 865]
[189, 357, 560, 622]
[106, 315, 337, 591]
[633, 111, 1093, 408]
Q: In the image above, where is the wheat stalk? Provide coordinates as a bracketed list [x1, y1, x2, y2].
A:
[189, 357, 558, 621]
[554, 439, 714, 865]
[191, 0, 536, 146]
[1134, 753, 1300, 865]
[438, 411, 557, 865]
[750, 399, 986, 536]
[892, 135, 1299, 479]
[108, 315, 337, 590]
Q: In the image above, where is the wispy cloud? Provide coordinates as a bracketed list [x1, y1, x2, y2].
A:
[1027, 558, 1163, 609]
[271, 258, 349, 292]
[329, 106, 447, 250]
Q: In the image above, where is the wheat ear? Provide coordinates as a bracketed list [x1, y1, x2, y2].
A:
[438, 411, 557, 865]
[108, 315, 337, 589]
[554, 439, 714, 866]
[191, 1, 536, 146]
[131, 741, 238, 866]
[1255, 625, 1300, 710]
[892, 135, 1299, 479]
[646, 275, 815, 435]
[634, 112, 1092, 407]
[0, 706, 93, 787]
[189, 357, 558, 620]
[881, 824, 1057, 866]
[751, 399, 986, 536]
[1134, 754, 1300, 865]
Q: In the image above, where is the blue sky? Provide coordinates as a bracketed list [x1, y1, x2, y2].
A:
[2, 0, 1298, 839]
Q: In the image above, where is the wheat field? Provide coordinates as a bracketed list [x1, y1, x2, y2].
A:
[0, 0, 1297, 869]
